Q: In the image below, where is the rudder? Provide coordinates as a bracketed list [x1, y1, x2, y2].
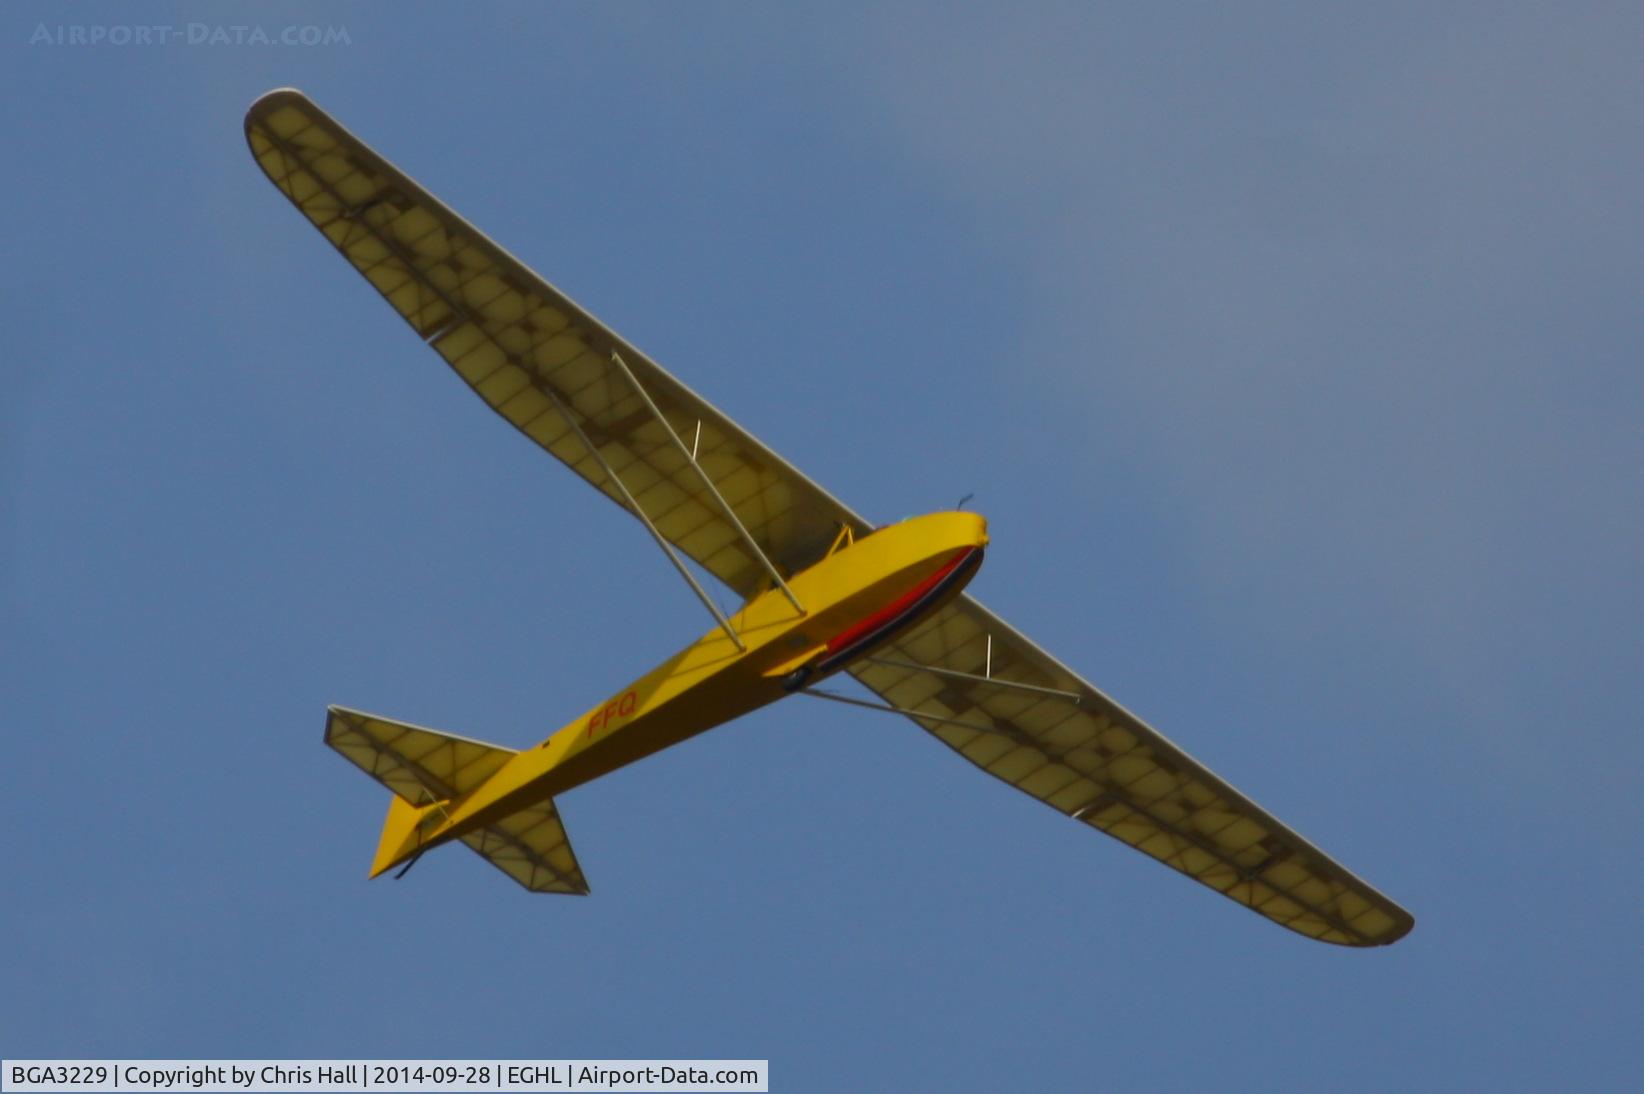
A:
[370, 794, 443, 878]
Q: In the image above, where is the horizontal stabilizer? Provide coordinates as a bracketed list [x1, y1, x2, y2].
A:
[460, 799, 590, 894]
[324, 705, 516, 804]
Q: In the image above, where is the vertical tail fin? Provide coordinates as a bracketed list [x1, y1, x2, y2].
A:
[370, 794, 443, 879]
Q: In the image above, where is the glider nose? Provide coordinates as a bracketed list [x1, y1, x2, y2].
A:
[944, 509, 988, 551]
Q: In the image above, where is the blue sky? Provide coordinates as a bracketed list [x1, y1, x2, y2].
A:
[3, 4, 1641, 1090]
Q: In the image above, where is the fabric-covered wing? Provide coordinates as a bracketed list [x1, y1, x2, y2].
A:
[847, 598, 1415, 947]
[460, 800, 590, 895]
[245, 88, 867, 597]
[325, 706, 515, 805]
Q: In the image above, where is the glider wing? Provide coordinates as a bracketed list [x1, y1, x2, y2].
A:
[245, 89, 868, 598]
[846, 601, 1416, 947]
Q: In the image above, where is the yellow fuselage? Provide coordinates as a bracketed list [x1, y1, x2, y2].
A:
[375, 511, 988, 874]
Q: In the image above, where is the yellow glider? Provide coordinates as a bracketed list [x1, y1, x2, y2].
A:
[246, 88, 1414, 946]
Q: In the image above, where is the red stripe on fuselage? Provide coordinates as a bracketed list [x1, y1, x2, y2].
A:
[824, 547, 976, 656]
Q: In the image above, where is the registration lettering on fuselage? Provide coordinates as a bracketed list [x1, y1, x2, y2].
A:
[586, 690, 638, 737]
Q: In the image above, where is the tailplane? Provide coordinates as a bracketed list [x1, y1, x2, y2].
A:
[325, 706, 590, 894]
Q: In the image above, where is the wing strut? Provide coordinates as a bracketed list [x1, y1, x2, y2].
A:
[859, 653, 1083, 705]
[537, 374, 746, 651]
[608, 351, 806, 618]
[799, 685, 1022, 739]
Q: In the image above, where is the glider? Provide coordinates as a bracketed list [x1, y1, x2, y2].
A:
[245, 88, 1413, 946]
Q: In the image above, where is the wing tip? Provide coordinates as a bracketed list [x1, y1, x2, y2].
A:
[245, 86, 313, 124]
[243, 87, 322, 169]
[1309, 901, 1416, 948]
[1380, 908, 1417, 946]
